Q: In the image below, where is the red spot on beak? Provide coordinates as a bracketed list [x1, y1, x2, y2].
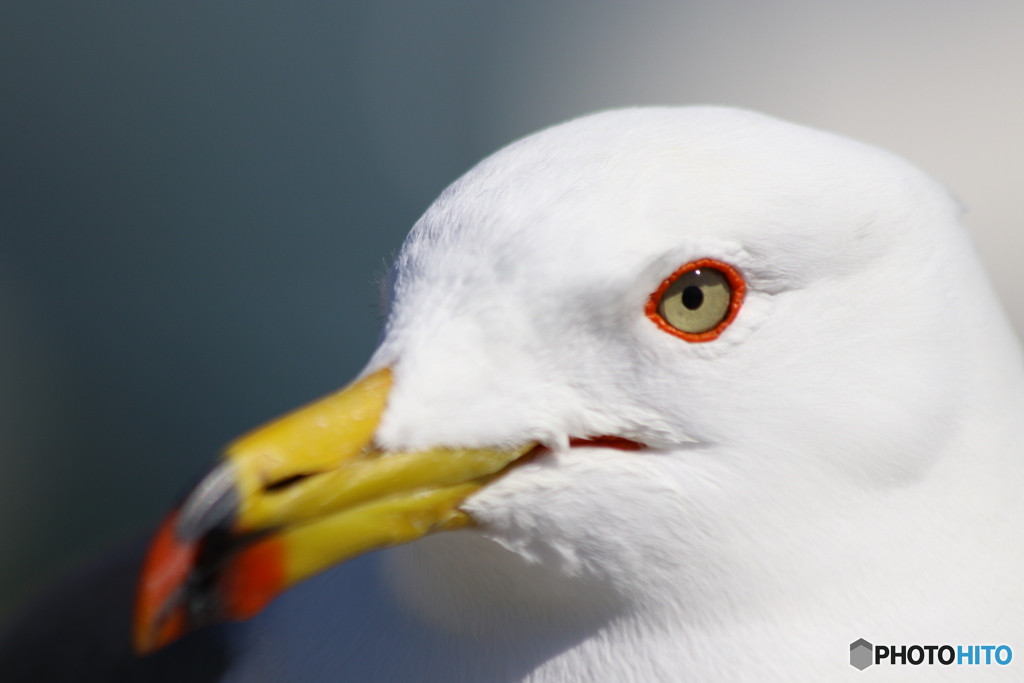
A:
[133, 509, 197, 654]
[133, 510, 289, 654]
[220, 537, 287, 620]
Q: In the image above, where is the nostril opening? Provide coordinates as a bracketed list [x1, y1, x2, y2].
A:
[264, 472, 318, 493]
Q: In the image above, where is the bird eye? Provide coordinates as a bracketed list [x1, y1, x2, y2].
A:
[646, 259, 745, 342]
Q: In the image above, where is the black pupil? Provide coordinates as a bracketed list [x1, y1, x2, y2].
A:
[682, 285, 703, 310]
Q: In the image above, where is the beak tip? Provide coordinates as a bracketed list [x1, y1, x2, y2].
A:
[132, 606, 187, 656]
[132, 508, 199, 655]
[133, 505, 289, 655]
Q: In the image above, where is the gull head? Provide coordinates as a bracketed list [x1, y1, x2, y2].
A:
[134, 108, 1024, 657]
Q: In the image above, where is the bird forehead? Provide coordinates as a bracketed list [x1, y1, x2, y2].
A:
[375, 106, 959, 386]
[395, 107, 942, 299]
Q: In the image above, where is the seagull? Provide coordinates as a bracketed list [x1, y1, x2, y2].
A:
[7, 107, 1024, 681]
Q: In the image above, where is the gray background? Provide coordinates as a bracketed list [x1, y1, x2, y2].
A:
[1, 1, 1023, 616]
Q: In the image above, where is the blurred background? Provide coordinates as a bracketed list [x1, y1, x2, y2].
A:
[1, 0, 1023, 618]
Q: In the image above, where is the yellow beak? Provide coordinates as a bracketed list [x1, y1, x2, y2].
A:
[132, 368, 534, 654]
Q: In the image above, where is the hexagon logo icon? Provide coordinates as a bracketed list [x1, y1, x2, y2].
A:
[850, 639, 873, 670]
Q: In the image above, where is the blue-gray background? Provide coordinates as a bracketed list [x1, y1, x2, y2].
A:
[2, 1, 1023, 617]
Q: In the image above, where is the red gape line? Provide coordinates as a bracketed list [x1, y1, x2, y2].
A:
[520, 436, 647, 464]
[568, 435, 646, 450]
[645, 258, 746, 342]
